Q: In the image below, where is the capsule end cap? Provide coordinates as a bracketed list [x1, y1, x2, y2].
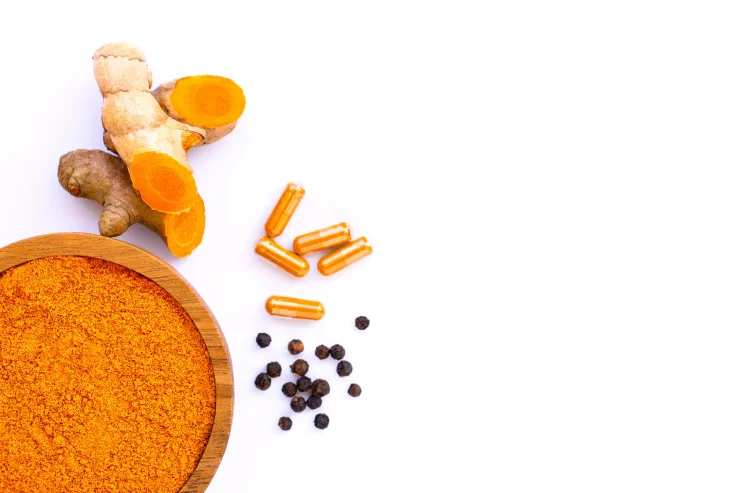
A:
[265, 296, 277, 314]
[292, 238, 305, 256]
[295, 264, 310, 277]
[315, 302, 326, 319]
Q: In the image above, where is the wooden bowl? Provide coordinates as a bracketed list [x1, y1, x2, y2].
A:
[0, 232, 233, 493]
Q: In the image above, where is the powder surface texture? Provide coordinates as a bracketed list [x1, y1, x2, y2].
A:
[0, 256, 216, 492]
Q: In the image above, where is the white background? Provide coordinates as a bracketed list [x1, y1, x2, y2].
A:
[0, 1, 739, 491]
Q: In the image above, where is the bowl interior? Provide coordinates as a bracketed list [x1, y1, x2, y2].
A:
[0, 233, 233, 493]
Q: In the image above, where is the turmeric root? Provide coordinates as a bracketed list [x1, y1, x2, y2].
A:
[103, 76, 244, 152]
[94, 43, 197, 213]
[58, 150, 205, 258]
[93, 42, 245, 214]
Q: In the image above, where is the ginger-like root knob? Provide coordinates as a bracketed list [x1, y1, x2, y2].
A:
[58, 150, 205, 258]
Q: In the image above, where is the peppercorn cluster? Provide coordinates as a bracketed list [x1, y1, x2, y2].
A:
[253, 316, 368, 430]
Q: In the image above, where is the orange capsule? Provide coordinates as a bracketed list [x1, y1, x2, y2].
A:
[317, 237, 373, 276]
[264, 182, 305, 238]
[293, 222, 352, 256]
[265, 295, 325, 320]
[255, 236, 310, 277]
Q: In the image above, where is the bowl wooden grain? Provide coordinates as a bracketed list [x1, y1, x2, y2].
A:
[0, 232, 233, 493]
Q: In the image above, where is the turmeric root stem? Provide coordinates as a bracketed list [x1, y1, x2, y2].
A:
[59, 150, 205, 258]
[94, 43, 201, 215]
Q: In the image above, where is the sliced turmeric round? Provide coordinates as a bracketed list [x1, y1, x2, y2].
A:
[170, 75, 246, 129]
[129, 151, 198, 213]
[164, 194, 206, 258]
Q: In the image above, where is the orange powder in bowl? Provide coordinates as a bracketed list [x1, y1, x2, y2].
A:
[0, 256, 216, 492]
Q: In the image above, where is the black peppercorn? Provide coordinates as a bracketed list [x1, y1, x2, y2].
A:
[330, 344, 345, 360]
[307, 395, 322, 410]
[296, 376, 313, 392]
[314, 413, 330, 429]
[337, 361, 353, 377]
[266, 362, 282, 378]
[282, 382, 297, 397]
[355, 316, 370, 330]
[288, 339, 304, 355]
[315, 344, 330, 360]
[290, 359, 309, 376]
[254, 372, 272, 390]
[348, 383, 362, 397]
[290, 396, 307, 413]
[278, 417, 292, 430]
[311, 379, 331, 398]
[256, 333, 272, 348]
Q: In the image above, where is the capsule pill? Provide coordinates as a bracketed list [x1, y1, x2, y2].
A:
[264, 182, 305, 238]
[255, 236, 309, 277]
[293, 222, 352, 256]
[265, 295, 325, 320]
[317, 237, 373, 276]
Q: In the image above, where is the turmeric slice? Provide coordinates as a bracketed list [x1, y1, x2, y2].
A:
[59, 150, 205, 257]
[129, 151, 198, 214]
[164, 194, 206, 258]
[152, 75, 246, 144]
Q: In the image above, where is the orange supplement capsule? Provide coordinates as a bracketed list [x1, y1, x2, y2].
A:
[264, 182, 305, 238]
[317, 237, 373, 276]
[293, 222, 352, 256]
[265, 296, 325, 320]
[255, 236, 310, 277]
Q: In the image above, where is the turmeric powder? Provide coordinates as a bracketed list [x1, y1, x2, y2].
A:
[0, 256, 216, 492]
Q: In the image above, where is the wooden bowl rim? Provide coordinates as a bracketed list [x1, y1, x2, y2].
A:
[0, 232, 233, 493]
